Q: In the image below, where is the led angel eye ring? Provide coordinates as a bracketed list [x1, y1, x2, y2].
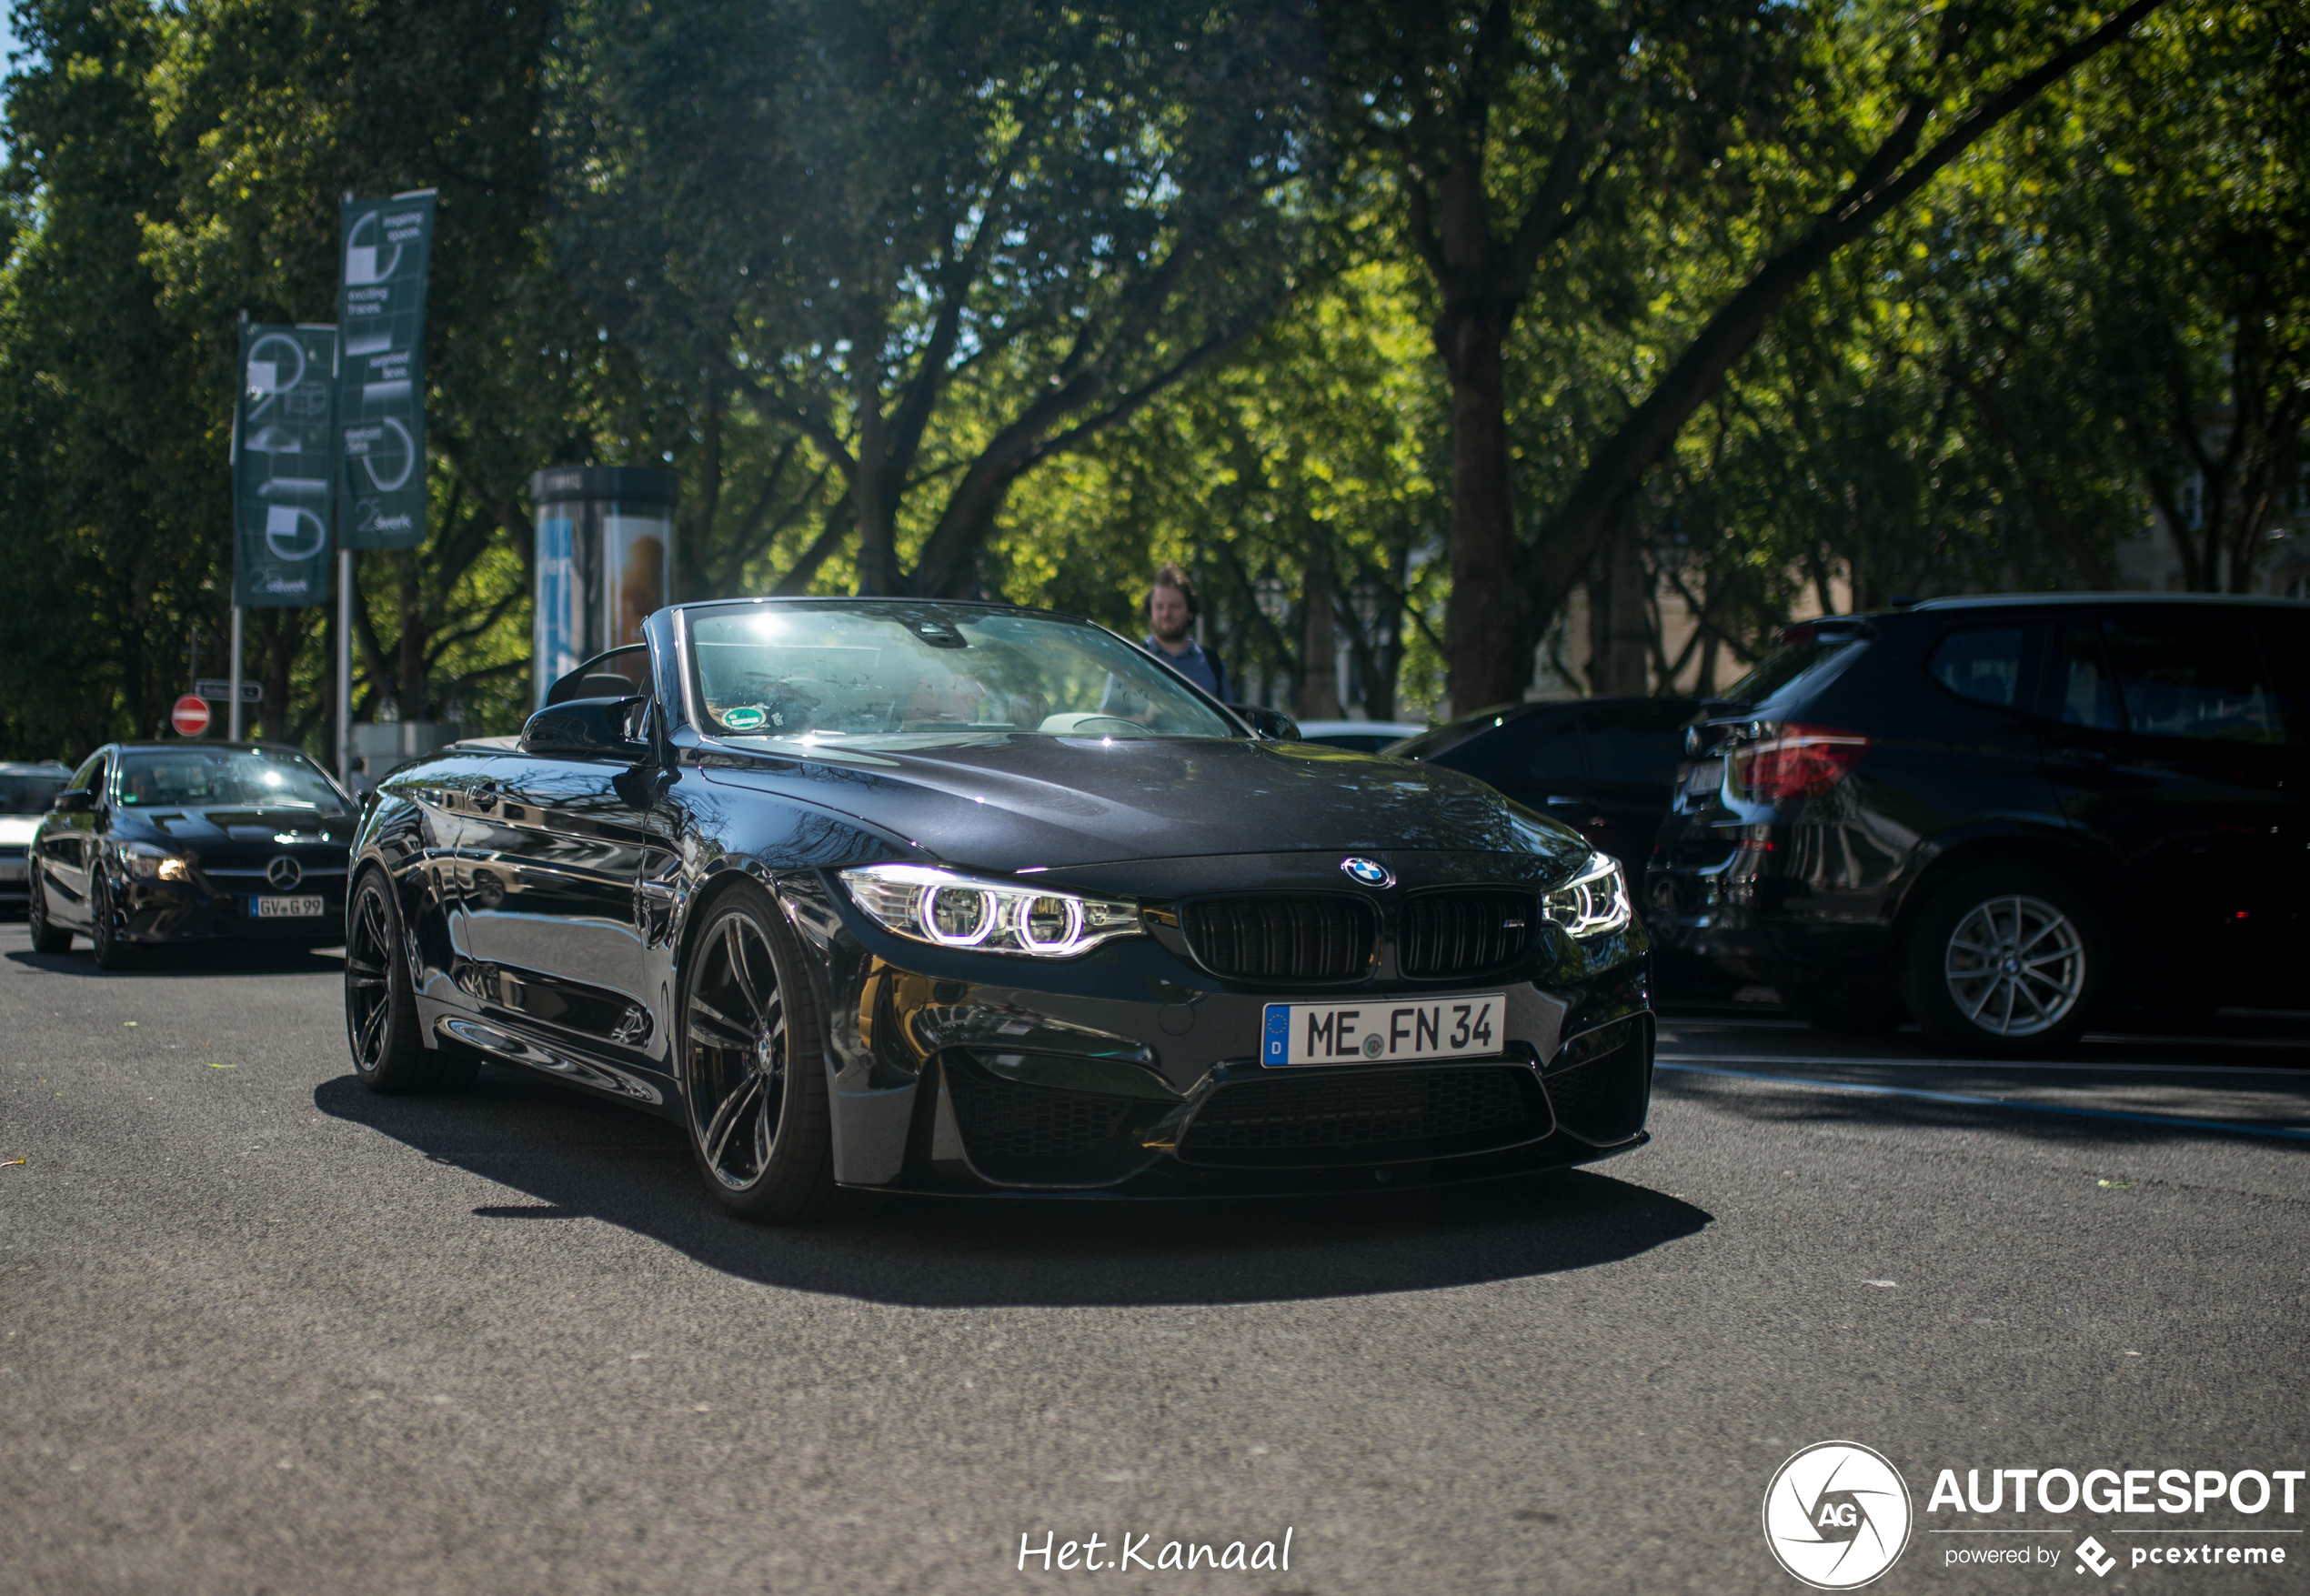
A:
[1015, 893, 1084, 954]
[919, 883, 997, 947]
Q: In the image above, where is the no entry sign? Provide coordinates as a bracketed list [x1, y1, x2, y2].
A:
[170, 694, 213, 738]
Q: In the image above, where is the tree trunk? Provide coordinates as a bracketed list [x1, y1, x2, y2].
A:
[680, 370, 724, 603]
[1438, 301, 1522, 716]
[852, 334, 896, 596]
[397, 554, 427, 720]
[259, 610, 300, 742]
[1601, 524, 1650, 695]
[1299, 535, 1341, 721]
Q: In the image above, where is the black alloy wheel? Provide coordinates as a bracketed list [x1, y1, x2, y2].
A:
[1903, 866, 2104, 1057]
[346, 869, 477, 1093]
[88, 869, 135, 971]
[25, 862, 70, 954]
[679, 887, 849, 1222]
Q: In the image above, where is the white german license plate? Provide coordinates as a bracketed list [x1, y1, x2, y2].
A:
[1683, 758, 1722, 796]
[1260, 992, 1505, 1068]
[251, 895, 326, 918]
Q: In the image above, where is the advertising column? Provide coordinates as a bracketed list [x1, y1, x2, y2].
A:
[529, 467, 678, 706]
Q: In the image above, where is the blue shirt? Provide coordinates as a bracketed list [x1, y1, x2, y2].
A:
[1142, 636, 1228, 702]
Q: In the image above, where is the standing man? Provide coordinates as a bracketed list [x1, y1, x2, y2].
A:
[1141, 563, 1230, 703]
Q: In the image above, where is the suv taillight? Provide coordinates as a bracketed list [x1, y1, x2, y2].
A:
[1728, 724, 1869, 801]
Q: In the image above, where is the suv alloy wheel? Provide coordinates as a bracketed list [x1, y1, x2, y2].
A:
[1904, 866, 2105, 1055]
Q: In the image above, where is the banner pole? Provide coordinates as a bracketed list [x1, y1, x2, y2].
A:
[337, 550, 354, 783]
[227, 607, 244, 741]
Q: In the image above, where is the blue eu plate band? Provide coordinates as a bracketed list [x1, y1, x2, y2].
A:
[1261, 1004, 1291, 1068]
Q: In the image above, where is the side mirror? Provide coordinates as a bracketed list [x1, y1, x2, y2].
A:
[519, 696, 650, 759]
[1230, 704, 1301, 741]
[52, 788, 95, 813]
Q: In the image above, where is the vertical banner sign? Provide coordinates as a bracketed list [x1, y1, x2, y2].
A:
[232, 323, 338, 606]
[334, 190, 436, 550]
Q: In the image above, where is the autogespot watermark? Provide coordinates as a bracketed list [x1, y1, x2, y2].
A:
[1014, 1528, 1292, 1575]
[1923, 1464, 2303, 1578]
[1763, 1441, 1914, 1590]
[1763, 1441, 2305, 1585]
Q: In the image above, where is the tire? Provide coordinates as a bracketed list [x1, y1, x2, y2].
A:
[88, 870, 136, 970]
[345, 868, 478, 1093]
[25, 863, 71, 953]
[678, 884, 852, 1223]
[1903, 866, 2105, 1056]
[1783, 978, 1905, 1034]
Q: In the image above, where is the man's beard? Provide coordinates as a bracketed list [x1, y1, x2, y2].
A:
[1152, 621, 1191, 646]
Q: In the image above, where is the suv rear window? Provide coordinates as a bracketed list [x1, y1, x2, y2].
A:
[1719, 637, 1865, 713]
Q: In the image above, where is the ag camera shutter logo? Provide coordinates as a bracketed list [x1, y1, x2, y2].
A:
[1763, 1441, 1913, 1589]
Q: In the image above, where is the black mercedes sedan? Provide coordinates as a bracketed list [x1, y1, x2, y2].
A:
[28, 742, 357, 969]
[345, 597, 1656, 1220]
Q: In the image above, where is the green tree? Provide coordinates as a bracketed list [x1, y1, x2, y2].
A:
[547, 0, 1334, 602]
[1324, 0, 2164, 711]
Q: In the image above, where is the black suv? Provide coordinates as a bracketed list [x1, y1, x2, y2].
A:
[1645, 595, 2309, 1053]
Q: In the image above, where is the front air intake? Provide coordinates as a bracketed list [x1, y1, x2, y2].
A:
[1180, 895, 1377, 984]
[1178, 1066, 1547, 1167]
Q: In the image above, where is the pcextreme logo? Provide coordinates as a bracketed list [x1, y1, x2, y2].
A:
[1763, 1441, 1914, 1590]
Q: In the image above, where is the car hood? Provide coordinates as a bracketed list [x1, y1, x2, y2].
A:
[0, 814, 40, 846]
[116, 807, 353, 846]
[698, 734, 1589, 872]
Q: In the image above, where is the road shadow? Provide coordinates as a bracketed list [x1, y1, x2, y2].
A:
[314, 1066, 1712, 1308]
[5, 940, 343, 979]
[1656, 1066, 2310, 1150]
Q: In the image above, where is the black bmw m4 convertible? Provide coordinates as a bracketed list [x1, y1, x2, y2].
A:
[346, 598, 1655, 1220]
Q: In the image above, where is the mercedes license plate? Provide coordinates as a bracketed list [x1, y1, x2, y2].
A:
[250, 895, 325, 918]
[1683, 758, 1722, 796]
[1260, 993, 1504, 1069]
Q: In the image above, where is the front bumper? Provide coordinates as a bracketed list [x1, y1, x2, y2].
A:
[111, 878, 347, 943]
[795, 875, 1657, 1195]
[902, 1009, 1655, 1197]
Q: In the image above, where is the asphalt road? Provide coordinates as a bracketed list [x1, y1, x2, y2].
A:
[3, 923, 2305, 1595]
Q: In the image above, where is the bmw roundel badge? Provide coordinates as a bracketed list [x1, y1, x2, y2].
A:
[1340, 857, 1395, 888]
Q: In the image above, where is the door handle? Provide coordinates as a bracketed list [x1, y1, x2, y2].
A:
[470, 781, 501, 811]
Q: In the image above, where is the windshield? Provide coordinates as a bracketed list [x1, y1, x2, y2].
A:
[687, 603, 1238, 747]
[116, 748, 349, 812]
[0, 772, 66, 814]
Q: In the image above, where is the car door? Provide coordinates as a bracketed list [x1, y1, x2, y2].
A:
[2040, 610, 2303, 994]
[37, 750, 110, 925]
[1574, 700, 1698, 868]
[458, 702, 672, 1065]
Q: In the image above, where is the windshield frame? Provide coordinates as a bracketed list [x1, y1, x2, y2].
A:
[673, 598, 1250, 749]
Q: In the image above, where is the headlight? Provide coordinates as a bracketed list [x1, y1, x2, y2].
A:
[839, 864, 1142, 959]
[1542, 852, 1630, 939]
[119, 841, 196, 883]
